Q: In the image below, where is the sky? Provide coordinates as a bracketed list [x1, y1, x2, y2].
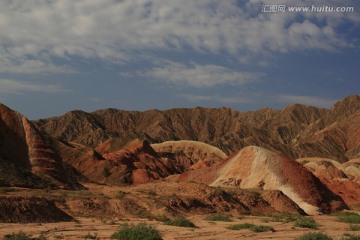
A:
[0, 0, 359, 120]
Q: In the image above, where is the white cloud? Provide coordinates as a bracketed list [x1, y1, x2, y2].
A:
[0, 0, 357, 73]
[0, 47, 74, 74]
[181, 94, 250, 104]
[0, 79, 66, 93]
[278, 95, 336, 108]
[140, 62, 261, 87]
[0, 59, 72, 74]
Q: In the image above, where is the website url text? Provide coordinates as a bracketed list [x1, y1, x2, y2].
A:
[261, 5, 355, 13]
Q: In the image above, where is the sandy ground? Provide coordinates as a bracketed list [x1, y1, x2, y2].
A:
[0, 183, 358, 239]
[0, 214, 358, 240]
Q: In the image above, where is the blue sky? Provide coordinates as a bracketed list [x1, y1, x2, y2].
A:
[0, 0, 359, 119]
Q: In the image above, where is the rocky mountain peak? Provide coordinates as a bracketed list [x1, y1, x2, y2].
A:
[331, 95, 360, 117]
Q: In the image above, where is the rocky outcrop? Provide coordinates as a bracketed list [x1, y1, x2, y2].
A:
[152, 140, 227, 170]
[178, 146, 347, 215]
[64, 182, 305, 218]
[298, 158, 360, 205]
[0, 104, 79, 189]
[0, 196, 73, 223]
[56, 139, 186, 185]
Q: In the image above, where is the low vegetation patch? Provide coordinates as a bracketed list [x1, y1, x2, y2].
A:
[340, 234, 360, 240]
[295, 232, 333, 240]
[226, 223, 254, 230]
[147, 190, 157, 197]
[226, 223, 275, 232]
[155, 215, 196, 228]
[334, 212, 360, 224]
[162, 217, 196, 228]
[349, 224, 360, 231]
[294, 217, 319, 229]
[206, 214, 232, 222]
[266, 212, 301, 223]
[116, 190, 129, 199]
[3, 231, 46, 240]
[236, 215, 245, 220]
[110, 223, 162, 240]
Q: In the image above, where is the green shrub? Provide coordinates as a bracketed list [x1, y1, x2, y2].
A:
[226, 223, 274, 232]
[267, 212, 301, 223]
[334, 212, 360, 224]
[250, 225, 275, 232]
[340, 234, 360, 240]
[227, 223, 255, 230]
[294, 217, 319, 229]
[162, 217, 196, 228]
[3, 231, 46, 240]
[295, 232, 333, 240]
[147, 191, 157, 197]
[349, 224, 360, 231]
[206, 214, 232, 222]
[117, 191, 129, 199]
[110, 223, 162, 240]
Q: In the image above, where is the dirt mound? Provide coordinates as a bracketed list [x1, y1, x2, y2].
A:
[134, 182, 306, 216]
[325, 180, 360, 204]
[57, 139, 184, 185]
[308, 161, 348, 183]
[298, 158, 360, 205]
[0, 104, 79, 189]
[152, 140, 227, 170]
[178, 146, 347, 215]
[0, 196, 73, 223]
[261, 190, 305, 214]
[65, 182, 304, 218]
[298, 157, 360, 179]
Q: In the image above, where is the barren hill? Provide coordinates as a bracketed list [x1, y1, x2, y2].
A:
[297, 157, 360, 204]
[177, 146, 347, 215]
[54, 138, 187, 185]
[0, 104, 79, 189]
[34, 95, 360, 162]
[151, 140, 227, 170]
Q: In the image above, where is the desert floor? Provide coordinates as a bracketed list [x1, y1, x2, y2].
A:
[0, 213, 359, 240]
[0, 183, 359, 240]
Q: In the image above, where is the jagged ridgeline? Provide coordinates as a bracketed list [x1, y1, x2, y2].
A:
[35, 95, 360, 162]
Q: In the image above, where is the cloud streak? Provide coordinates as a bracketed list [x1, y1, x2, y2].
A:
[141, 62, 262, 87]
[181, 94, 250, 104]
[0, 79, 66, 93]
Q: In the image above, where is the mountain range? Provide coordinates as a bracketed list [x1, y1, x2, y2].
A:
[0, 95, 359, 218]
[35, 95, 360, 162]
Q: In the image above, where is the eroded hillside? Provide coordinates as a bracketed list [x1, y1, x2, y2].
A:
[34, 95, 360, 162]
